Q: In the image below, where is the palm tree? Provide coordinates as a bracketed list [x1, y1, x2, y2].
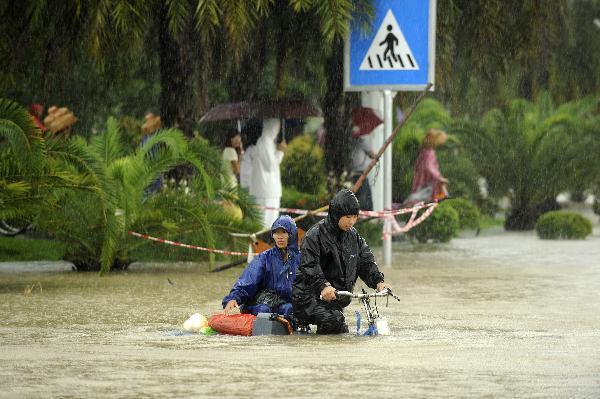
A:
[35, 118, 259, 273]
[93, 0, 373, 186]
[0, 99, 44, 219]
[0, 98, 91, 226]
[454, 93, 599, 230]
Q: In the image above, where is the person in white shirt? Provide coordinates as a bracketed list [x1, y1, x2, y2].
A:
[222, 129, 242, 187]
[250, 118, 287, 227]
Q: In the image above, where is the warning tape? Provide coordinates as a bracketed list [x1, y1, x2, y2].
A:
[258, 201, 435, 219]
[382, 202, 438, 240]
[129, 202, 439, 255]
[128, 231, 256, 256]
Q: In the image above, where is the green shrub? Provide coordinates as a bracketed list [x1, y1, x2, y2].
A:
[445, 198, 481, 230]
[408, 202, 459, 243]
[34, 119, 258, 273]
[281, 186, 328, 211]
[535, 211, 592, 239]
[593, 199, 600, 216]
[281, 134, 326, 194]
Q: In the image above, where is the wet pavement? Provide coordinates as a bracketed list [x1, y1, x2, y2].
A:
[1, 227, 599, 398]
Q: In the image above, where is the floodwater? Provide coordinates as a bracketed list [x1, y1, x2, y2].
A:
[1, 228, 600, 398]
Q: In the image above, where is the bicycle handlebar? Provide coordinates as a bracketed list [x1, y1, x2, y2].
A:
[319, 288, 400, 302]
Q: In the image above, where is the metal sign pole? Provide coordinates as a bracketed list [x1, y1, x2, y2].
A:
[383, 90, 394, 267]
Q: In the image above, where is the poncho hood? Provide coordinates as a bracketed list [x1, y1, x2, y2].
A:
[326, 189, 360, 230]
[271, 214, 298, 252]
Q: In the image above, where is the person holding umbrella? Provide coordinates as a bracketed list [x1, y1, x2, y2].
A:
[250, 118, 287, 228]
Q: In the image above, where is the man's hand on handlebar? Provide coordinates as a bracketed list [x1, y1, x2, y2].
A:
[320, 286, 337, 302]
[376, 282, 392, 292]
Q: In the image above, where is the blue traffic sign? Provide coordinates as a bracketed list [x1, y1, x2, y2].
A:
[344, 0, 437, 91]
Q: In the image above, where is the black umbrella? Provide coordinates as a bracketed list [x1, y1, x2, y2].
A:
[198, 101, 254, 123]
[199, 100, 322, 122]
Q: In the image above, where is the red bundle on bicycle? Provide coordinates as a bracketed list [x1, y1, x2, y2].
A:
[208, 314, 256, 336]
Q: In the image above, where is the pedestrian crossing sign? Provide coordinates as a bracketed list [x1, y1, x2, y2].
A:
[345, 0, 436, 91]
[360, 10, 419, 71]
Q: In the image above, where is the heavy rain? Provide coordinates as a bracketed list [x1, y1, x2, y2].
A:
[1, 1, 599, 398]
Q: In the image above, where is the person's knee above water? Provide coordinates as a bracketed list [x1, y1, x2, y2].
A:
[292, 189, 392, 334]
[222, 215, 300, 320]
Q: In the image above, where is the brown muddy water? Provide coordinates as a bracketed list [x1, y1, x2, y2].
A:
[1, 229, 600, 398]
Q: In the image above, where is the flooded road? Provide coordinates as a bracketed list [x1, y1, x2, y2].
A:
[1, 230, 599, 398]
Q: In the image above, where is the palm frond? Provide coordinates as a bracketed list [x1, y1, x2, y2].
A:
[100, 210, 124, 275]
[46, 136, 102, 182]
[166, 0, 191, 36]
[288, 0, 313, 13]
[221, 0, 259, 51]
[137, 127, 188, 159]
[91, 117, 125, 165]
[112, 0, 147, 41]
[314, 0, 352, 43]
[194, 0, 222, 40]
[0, 99, 45, 173]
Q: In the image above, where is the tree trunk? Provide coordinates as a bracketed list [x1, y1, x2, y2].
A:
[505, 197, 561, 230]
[157, 3, 196, 137]
[228, 21, 269, 102]
[517, 67, 534, 101]
[274, 1, 291, 99]
[275, 31, 288, 98]
[322, 37, 358, 194]
[195, 40, 210, 118]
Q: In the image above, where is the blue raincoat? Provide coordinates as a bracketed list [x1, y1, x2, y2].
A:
[222, 215, 300, 319]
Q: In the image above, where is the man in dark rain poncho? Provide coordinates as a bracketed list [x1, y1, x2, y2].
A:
[292, 189, 392, 334]
[222, 215, 300, 320]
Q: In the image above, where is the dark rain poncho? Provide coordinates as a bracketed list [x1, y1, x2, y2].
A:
[292, 189, 385, 333]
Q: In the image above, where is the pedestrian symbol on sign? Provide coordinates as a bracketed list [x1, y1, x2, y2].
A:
[381, 25, 398, 62]
[359, 10, 419, 71]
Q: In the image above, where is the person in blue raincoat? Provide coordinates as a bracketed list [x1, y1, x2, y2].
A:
[222, 215, 300, 320]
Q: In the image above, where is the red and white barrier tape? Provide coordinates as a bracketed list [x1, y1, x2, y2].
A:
[258, 201, 435, 219]
[130, 202, 439, 255]
[382, 202, 438, 240]
[128, 231, 256, 256]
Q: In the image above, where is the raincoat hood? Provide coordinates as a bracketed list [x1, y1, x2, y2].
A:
[262, 118, 281, 140]
[271, 215, 298, 252]
[326, 189, 360, 229]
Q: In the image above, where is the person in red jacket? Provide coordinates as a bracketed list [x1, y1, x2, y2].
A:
[404, 128, 449, 206]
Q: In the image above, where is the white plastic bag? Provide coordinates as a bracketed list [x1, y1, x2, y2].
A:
[183, 313, 208, 333]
